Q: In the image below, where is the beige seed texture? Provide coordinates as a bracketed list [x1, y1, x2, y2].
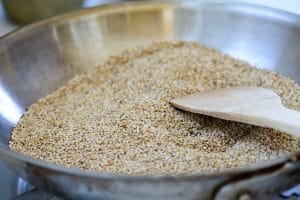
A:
[9, 41, 300, 175]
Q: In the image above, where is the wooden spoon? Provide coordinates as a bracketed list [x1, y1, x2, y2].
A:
[170, 87, 300, 138]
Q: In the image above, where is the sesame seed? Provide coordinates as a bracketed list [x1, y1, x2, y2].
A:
[9, 41, 300, 175]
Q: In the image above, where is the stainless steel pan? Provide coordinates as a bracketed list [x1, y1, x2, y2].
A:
[0, 1, 300, 200]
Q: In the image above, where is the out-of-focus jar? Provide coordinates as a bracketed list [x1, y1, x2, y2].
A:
[2, 0, 83, 24]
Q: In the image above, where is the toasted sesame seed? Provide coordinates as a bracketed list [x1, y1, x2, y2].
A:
[9, 41, 300, 175]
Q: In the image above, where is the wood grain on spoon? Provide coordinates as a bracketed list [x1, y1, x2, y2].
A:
[170, 87, 300, 138]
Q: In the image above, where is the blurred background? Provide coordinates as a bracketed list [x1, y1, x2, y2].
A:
[0, 0, 300, 36]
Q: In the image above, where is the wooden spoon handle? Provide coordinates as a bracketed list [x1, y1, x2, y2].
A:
[262, 107, 300, 138]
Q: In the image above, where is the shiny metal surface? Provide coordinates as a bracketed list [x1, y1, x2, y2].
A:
[0, 1, 300, 200]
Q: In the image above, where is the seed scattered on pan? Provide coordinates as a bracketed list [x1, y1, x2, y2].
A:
[9, 41, 300, 175]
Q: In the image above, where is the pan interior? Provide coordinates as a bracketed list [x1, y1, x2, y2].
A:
[1, 2, 300, 151]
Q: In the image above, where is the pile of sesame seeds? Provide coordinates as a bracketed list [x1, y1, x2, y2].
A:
[9, 41, 300, 175]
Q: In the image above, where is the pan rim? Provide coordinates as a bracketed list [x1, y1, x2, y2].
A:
[0, 0, 299, 181]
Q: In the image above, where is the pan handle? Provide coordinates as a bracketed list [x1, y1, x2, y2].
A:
[214, 154, 300, 200]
